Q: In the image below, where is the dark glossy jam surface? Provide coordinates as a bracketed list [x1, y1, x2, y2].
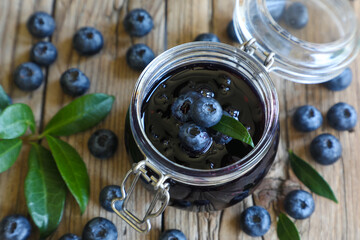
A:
[141, 63, 265, 170]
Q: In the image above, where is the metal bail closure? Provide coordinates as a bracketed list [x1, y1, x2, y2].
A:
[240, 38, 275, 72]
[111, 160, 170, 233]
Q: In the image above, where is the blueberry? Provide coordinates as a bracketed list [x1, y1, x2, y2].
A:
[13, 62, 43, 91]
[73, 27, 104, 55]
[0, 214, 31, 240]
[226, 20, 240, 42]
[88, 129, 118, 159]
[82, 217, 117, 240]
[284, 2, 309, 29]
[209, 112, 232, 144]
[310, 133, 342, 165]
[126, 44, 155, 71]
[266, 0, 286, 21]
[171, 91, 202, 122]
[159, 229, 187, 240]
[99, 185, 123, 212]
[293, 105, 323, 132]
[240, 206, 271, 237]
[194, 33, 220, 42]
[327, 102, 357, 131]
[30, 41, 57, 66]
[59, 233, 81, 240]
[323, 68, 352, 91]
[190, 97, 223, 128]
[27, 12, 55, 38]
[123, 9, 154, 37]
[178, 123, 212, 154]
[60, 68, 90, 97]
[284, 190, 315, 219]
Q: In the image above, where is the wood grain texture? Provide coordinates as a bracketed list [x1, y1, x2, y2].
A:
[0, 0, 360, 239]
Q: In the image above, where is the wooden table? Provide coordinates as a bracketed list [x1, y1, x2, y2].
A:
[1, 0, 359, 239]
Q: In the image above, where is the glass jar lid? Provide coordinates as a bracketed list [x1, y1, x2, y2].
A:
[234, 0, 360, 83]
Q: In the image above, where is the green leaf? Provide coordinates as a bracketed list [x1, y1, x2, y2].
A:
[0, 139, 22, 173]
[0, 85, 11, 111]
[211, 114, 254, 147]
[46, 135, 89, 213]
[42, 93, 115, 136]
[25, 144, 67, 238]
[289, 150, 338, 203]
[277, 213, 301, 240]
[0, 103, 35, 139]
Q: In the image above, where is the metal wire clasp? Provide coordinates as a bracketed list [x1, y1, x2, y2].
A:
[240, 38, 275, 71]
[111, 160, 170, 233]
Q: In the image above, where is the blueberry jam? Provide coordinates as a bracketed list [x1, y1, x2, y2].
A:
[141, 63, 265, 170]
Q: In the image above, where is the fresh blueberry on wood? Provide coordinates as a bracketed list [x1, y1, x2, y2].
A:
[310, 133, 342, 165]
[27, 12, 55, 38]
[30, 41, 57, 66]
[284, 190, 315, 219]
[266, 0, 286, 21]
[293, 105, 323, 132]
[123, 8, 154, 37]
[327, 102, 357, 131]
[82, 217, 118, 240]
[60, 68, 90, 97]
[13, 62, 43, 91]
[284, 2, 309, 29]
[59, 233, 81, 240]
[88, 129, 118, 159]
[240, 206, 271, 237]
[178, 123, 212, 154]
[323, 68, 352, 91]
[159, 229, 187, 240]
[126, 44, 155, 71]
[190, 97, 223, 128]
[99, 185, 123, 212]
[0, 214, 31, 240]
[226, 20, 240, 43]
[73, 27, 104, 56]
[194, 33, 220, 42]
[171, 91, 202, 122]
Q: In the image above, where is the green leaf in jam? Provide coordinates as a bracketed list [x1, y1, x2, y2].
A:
[0, 139, 22, 173]
[277, 213, 301, 240]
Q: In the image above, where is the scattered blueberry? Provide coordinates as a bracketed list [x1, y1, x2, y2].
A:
[226, 20, 239, 42]
[266, 0, 286, 21]
[82, 217, 118, 240]
[27, 12, 55, 38]
[13, 62, 43, 91]
[284, 2, 309, 29]
[327, 102, 357, 131]
[323, 68, 352, 91]
[178, 123, 212, 154]
[99, 185, 123, 212]
[60, 68, 90, 97]
[73, 27, 104, 55]
[240, 206, 271, 237]
[310, 133, 342, 165]
[30, 41, 57, 66]
[59, 233, 81, 240]
[88, 129, 118, 159]
[123, 8, 154, 37]
[159, 229, 187, 240]
[293, 105, 323, 132]
[171, 91, 202, 122]
[190, 97, 223, 128]
[284, 190, 315, 219]
[194, 33, 220, 42]
[126, 44, 155, 71]
[0, 214, 31, 240]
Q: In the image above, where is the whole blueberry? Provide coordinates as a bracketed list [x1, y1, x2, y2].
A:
[293, 105, 323, 132]
[0, 214, 31, 240]
[60, 68, 90, 97]
[284, 190, 315, 219]
[82, 217, 117, 240]
[30, 41, 57, 66]
[73, 27, 104, 55]
[190, 97, 223, 128]
[284, 2, 309, 29]
[194, 33, 220, 42]
[266, 0, 286, 21]
[126, 44, 155, 71]
[88, 129, 118, 159]
[323, 68, 352, 91]
[159, 229, 187, 240]
[14, 62, 43, 91]
[327, 102, 357, 131]
[310, 134, 342, 165]
[171, 91, 202, 122]
[240, 206, 271, 237]
[99, 185, 123, 212]
[209, 112, 232, 144]
[27, 12, 55, 38]
[178, 123, 212, 154]
[59, 233, 81, 240]
[226, 20, 240, 43]
[123, 8, 154, 37]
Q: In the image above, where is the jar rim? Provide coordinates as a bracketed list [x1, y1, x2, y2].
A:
[130, 42, 279, 186]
